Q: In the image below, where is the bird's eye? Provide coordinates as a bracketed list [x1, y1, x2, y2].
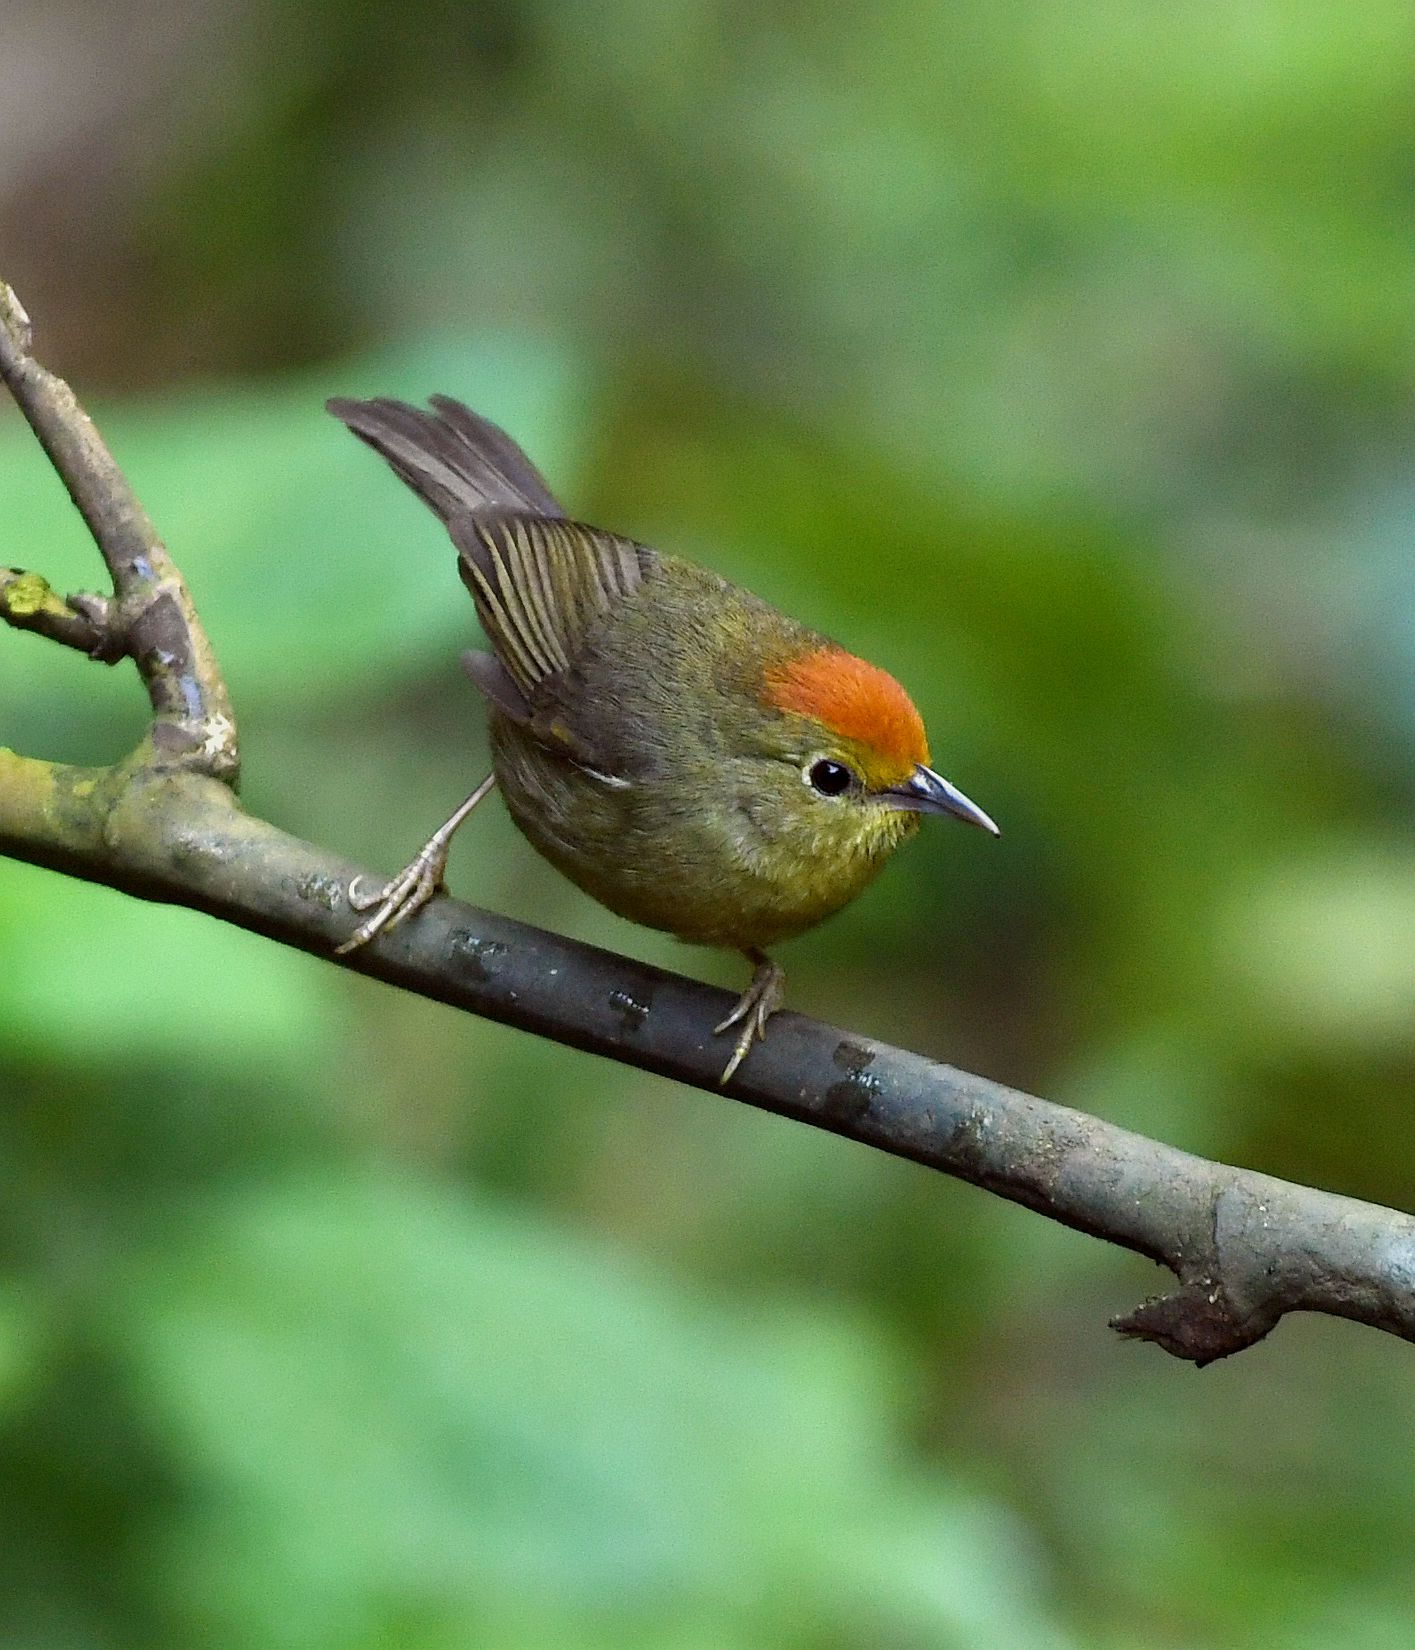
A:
[806, 758, 855, 797]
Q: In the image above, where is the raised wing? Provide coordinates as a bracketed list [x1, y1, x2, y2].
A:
[329, 394, 651, 758]
[450, 512, 645, 703]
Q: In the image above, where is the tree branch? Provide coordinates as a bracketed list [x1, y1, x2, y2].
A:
[0, 282, 238, 780]
[0, 567, 112, 654]
[3, 281, 1413, 1366]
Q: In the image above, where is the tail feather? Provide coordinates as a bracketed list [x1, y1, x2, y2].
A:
[327, 395, 565, 520]
[330, 391, 649, 760]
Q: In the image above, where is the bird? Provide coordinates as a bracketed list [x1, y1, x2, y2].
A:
[328, 394, 999, 1081]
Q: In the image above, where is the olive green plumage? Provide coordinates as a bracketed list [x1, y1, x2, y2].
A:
[330, 396, 916, 952]
[480, 534, 918, 950]
[329, 393, 997, 1080]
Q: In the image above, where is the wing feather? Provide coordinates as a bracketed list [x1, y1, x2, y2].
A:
[328, 393, 651, 761]
[451, 513, 647, 702]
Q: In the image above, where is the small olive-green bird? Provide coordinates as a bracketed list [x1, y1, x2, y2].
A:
[330, 395, 999, 1080]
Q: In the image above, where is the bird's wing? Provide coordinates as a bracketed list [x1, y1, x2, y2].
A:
[450, 511, 647, 705]
[327, 394, 565, 519]
[328, 393, 649, 767]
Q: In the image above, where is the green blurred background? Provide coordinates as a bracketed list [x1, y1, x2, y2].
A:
[3, 3, 1415, 1645]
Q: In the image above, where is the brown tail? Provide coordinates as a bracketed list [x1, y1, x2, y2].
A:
[327, 394, 565, 521]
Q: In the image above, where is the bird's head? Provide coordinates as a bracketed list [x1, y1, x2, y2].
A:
[741, 643, 999, 878]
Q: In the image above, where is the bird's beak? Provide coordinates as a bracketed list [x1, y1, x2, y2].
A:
[884, 764, 1001, 835]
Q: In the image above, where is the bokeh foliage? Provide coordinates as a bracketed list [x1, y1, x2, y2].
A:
[3, 2, 1415, 1645]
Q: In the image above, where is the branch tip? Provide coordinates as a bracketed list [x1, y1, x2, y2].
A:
[1110, 1284, 1280, 1366]
[0, 569, 113, 656]
[0, 281, 32, 355]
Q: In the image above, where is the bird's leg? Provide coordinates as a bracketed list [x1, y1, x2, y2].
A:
[336, 773, 497, 955]
[713, 947, 786, 1084]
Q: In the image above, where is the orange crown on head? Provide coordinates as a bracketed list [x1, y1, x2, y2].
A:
[763, 646, 929, 786]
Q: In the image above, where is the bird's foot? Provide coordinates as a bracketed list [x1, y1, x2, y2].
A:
[335, 843, 450, 955]
[714, 952, 786, 1084]
[335, 774, 497, 956]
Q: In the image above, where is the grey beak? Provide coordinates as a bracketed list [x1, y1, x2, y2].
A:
[885, 764, 1001, 835]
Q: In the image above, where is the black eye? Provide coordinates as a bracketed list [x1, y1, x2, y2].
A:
[807, 758, 855, 797]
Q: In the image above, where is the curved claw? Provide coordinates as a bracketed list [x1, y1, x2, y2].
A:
[345, 874, 383, 913]
[334, 774, 497, 959]
[714, 953, 786, 1084]
[335, 852, 447, 956]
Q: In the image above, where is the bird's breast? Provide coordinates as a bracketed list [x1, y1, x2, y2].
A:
[489, 720, 899, 951]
